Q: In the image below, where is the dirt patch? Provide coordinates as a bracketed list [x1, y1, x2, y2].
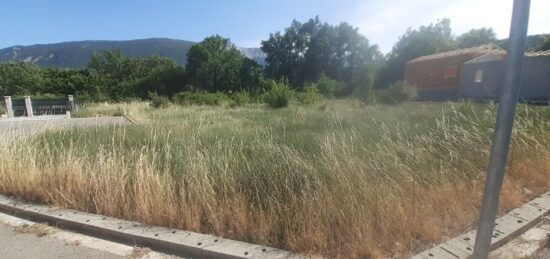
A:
[15, 223, 56, 237]
[126, 247, 151, 258]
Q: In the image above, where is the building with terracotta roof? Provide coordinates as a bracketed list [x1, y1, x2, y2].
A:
[404, 44, 505, 100]
[405, 44, 550, 102]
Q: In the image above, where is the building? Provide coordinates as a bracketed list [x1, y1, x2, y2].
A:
[404, 44, 505, 100]
[459, 50, 550, 102]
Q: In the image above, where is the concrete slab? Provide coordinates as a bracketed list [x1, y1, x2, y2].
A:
[0, 194, 297, 259]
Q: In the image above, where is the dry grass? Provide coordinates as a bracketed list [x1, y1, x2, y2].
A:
[15, 223, 56, 237]
[0, 100, 548, 258]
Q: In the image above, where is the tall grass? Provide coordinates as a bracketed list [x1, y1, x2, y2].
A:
[0, 100, 548, 258]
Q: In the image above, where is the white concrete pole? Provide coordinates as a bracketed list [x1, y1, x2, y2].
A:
[67, 95, 76, 111]
[24, 96, 33, 117]
[3, 96, 13, 118]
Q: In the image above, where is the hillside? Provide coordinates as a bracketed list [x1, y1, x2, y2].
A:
[0, 38, 266, 68]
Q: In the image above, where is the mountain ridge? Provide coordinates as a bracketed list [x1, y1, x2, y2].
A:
[0, 38, 266, 68]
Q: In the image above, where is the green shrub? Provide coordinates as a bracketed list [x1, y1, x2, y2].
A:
[149, 92, 170, 109]
[264, 81, 292, 109]
[229, 91, 253, 106]
[173, 91, 228, 106]
[317, 73, 345, 97]
[295, 83, 322, 105]
[376, 81, 417, 105]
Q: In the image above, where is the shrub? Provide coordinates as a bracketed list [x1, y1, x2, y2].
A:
[148, 92, 170, 109]
[229, 91, 253, 107]
[317, 73, 345, 97]
[173, 91, 228, 106]
[376, 81, 417, 105]
[295, 83, 322, 105]
[264, 81, 292, 109]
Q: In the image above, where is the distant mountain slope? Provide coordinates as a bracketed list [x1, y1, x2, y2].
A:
[0, 38, 266, 68]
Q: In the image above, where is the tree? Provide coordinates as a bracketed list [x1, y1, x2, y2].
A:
[186, 35, 260, 92]
[0, 61, 44, 96]
[87, 49, 187, 100]
[456, 27, 497, 48]
[261, 17, 382, 95]
[537, 36, 550, 51]
[375, 19, 454, 89]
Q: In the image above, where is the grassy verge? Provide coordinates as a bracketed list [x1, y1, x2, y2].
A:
[70, 102, 150, 122]
[0, 100, 548, 258]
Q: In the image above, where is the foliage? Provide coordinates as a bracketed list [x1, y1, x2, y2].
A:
[537, 36, 550, 51]
[173, 91, 229, 106]
[295, 83, 322, 105]
[263, 80, 292, 108]
[375, 81, 417, 104]
[186, 35, 262, 92]
[261, 17, 382, 94]
[0, 61, 44, 96]
[375, 19, 454, 89]
[148, 92, 171, 109]
[88, 50, 186, 100]
[315, 73, 345, 97]
[456, 27, 497, 49]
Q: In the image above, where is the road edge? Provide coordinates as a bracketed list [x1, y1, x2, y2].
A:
[413, 191, 550, 259]
[0, 194, 298, 259]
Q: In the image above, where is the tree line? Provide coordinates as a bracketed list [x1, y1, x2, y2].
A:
[1, 17, 547, 102]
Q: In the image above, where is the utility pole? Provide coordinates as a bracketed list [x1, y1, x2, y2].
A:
[472, 0, 531, 258]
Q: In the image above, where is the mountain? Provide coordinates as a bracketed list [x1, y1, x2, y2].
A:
[0, 38, 266, 68]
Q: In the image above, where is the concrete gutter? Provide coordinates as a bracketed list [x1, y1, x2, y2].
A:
[413, 191, 550, 259]
[0, 195, 298, 259]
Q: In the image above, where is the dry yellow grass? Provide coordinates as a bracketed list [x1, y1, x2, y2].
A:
[0, 100, 548, 258]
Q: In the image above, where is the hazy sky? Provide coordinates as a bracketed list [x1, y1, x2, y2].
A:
[1, 0, 549, 53]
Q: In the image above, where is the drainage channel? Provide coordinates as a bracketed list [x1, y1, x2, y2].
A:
[0, 194, 298, 259]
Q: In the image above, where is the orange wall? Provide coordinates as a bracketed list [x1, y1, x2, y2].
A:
[405, 53, 483, 90]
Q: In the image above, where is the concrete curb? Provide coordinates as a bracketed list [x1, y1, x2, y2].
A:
[0, 194, 298, 259]
[413, 191, 550, 259]
[122, 113, 138, 124]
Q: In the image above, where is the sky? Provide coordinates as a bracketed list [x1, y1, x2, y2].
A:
[1, 0, 549, 53]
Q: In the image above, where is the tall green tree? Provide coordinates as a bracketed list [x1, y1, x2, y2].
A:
[87, 49, 186, 100]
[375, 19, 454, 89]
[456, 27, 497, 48]
[0, 61, 44, 96]
[261, 17, 381, 95]
[186, 35, 261, 92]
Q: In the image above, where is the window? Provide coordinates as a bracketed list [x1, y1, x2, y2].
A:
[474, 70, 484, 83]
[444, 65, 458, 78]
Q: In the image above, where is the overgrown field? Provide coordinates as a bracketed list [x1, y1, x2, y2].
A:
[0, 101, 549, 258]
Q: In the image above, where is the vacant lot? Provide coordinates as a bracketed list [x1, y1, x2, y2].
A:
[0, 100, 549, 258]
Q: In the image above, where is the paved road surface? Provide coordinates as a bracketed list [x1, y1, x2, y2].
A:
[0, 224, 121, 259]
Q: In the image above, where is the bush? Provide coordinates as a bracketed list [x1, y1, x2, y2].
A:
[317, 73, 345, 97]
[229, 91, 253, 107]
[148, 92, 170, 109]
[376, 81, 417, 105]
[295, 83, 322, 105]
[264, 81, 292, 109]
[173, 91, 228, 106]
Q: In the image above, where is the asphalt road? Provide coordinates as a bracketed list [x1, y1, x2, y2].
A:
[0, 224, 121, 259]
